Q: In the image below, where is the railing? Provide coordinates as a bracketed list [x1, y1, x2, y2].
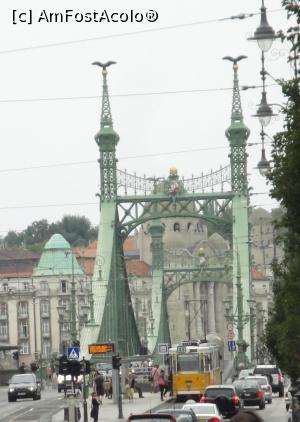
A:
[116, 165, 231, 195]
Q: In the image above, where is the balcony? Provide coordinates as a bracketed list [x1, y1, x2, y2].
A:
[42, 332, 51, 339]
[0, 314, 8, 320]
[19, 332, 29, 339]
[41, 311, 50, 318]
[18, 312, 28, 318]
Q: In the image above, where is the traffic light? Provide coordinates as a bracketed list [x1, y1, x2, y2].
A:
[112, 355, 122, 370]
[12, 351, 19, 360]
[58, 355, 69, 375]
[79, 359, 90, 374]
[70, 360, 81, 377]
[72, 340, 80, 347]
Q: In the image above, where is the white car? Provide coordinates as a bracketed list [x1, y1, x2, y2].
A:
[182, 402, 224, 422]
[238, 368, 254, 380]
[57, 374, 83, 393]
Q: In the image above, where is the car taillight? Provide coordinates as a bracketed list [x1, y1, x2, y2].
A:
[266, 386, 271, 392]
[232, 395, 240, 405]
[200, 396, 206, 403]
[208, 418, 220, 422]
[257, 391, 263, 398]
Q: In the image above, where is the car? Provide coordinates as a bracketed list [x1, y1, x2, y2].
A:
[239, 380, 265, 410]
[57, 374, 83, 392]
[245, 375, 272, 403]
[285, 389, 292, 411]
[253, 364, 284, 396]
[156, 408, 198, 422]
[238, 368, 254, 380]
[200, 384, 242, 418]
[8, 373, 41, 401]
[127, 415, 176, 422]
[233, 380, 248, 397]
[182, 402, 224, 421]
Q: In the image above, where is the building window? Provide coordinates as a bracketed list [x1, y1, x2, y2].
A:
[19, 320, 28, 338]
[61, 322, 69, 332]
[20, 341, 29, 354]
[40, 281, 48, 290]
[42, 340, 51, 357]
[40, 301, 49, 315]
[60, 280, 67, 293]
[174, 222, 180, 232]
[42, 319, 50, 335]
[0, 321, 8, 338]
[23, 282, 30, 290]
[18, 302, 28, 317]
[2, 283, 8, 292]
[0, 302, 7, 316]
[59, 298, 70, 311]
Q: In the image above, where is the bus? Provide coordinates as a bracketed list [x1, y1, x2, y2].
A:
[168, 339, 222, 401]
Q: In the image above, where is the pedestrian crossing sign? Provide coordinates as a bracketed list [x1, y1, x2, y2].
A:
[67, 347, 80, 360]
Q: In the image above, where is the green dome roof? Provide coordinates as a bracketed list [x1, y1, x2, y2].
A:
[44, 234, 71, 250]
[33, 233, 83, 277]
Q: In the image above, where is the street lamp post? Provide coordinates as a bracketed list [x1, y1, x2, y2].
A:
[69, 252, 77, 345]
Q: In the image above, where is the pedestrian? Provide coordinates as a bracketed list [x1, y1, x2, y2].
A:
[93, 371, 105, 403]
[128, 371, 144, 398]
[19, 362, 26, 373]
[90, 392, 100, 422]
[158, 369, 167, 401]
[150, 364, 159, 393]
[230, 410, 264, 422]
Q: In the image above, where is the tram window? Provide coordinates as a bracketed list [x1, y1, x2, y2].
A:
[177, 354, 200, 372]
[204, 355, 211, 371]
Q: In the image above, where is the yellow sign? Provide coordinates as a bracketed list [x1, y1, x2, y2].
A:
[88, 343, 114, 354]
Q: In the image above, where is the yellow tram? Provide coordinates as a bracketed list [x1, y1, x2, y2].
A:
[168, 339, 222, 400]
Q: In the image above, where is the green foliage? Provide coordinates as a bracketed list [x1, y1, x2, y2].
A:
[3, 215, 97, 252]
[265, 1, 300, 382]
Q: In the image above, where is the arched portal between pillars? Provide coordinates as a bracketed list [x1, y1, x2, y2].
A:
[80, 60, 251, 366]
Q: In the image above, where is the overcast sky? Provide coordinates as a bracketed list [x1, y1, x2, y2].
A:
[0, 0, 292, 236]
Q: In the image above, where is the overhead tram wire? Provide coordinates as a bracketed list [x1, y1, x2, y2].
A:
[0, 84, 279, 105]
[0, 141, 270, 174]
[0, 9, 283, 55]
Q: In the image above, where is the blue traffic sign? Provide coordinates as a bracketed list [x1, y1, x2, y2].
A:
[228, 340, 236, 352]
[67, 347, 80, 360]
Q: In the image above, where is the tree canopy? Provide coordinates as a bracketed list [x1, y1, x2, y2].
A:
[265, 1, 300, 383]
[2, 215, 98, 253]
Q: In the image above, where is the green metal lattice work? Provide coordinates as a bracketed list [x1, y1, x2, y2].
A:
[80, 60, 252, 363]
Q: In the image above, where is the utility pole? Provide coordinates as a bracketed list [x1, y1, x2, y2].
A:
[69, 252, 77, 344]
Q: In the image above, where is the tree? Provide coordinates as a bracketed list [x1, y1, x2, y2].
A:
[265, 1, 300, 383]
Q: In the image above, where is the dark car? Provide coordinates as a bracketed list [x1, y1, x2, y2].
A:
[8, 373, 41, 401]
[253, 364, 284, 397]
[200, 384, 241, 418]
[239, 380, 265, 410]
[156, 408, 198, 422]
[233, 380, 248, 397]
[127, 415, 176, 422]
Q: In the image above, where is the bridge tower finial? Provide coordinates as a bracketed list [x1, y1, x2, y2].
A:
[92, 61, 119, 201]
[223, 56, 250, 194]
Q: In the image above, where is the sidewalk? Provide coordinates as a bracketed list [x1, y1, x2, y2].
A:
[51, 391, 164, 422]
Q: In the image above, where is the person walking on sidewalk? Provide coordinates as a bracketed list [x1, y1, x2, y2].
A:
[150, 365, 159, 393]
[128, 371, 144, 398]
[158, 369, 167, 401]
[90, 392, 100, 422]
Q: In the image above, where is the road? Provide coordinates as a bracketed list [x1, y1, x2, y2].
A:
[158, 393, 287, 422]
[0, 385, 288, 422]
[0, 386, 63, 422]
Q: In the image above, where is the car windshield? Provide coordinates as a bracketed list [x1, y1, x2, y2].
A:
[243, 381, 259, 389]
[205, 388, 234, 398]
[11, 375, 34, 384]
[254, 367, 278, 375]
[185, 404, 216, 414]
[248, 378, 267, 386]
[157, 411, 194, 421]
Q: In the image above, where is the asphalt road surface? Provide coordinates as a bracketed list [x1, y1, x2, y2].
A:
[0, 385, 63, 422]
[0, 385, 288, 422]
[157, 393, 287, 422]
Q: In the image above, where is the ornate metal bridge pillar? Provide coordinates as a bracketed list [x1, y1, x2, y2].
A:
[225, 59, 251, 360]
